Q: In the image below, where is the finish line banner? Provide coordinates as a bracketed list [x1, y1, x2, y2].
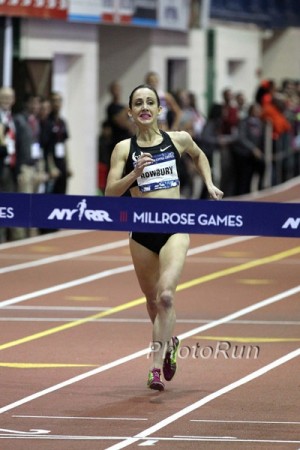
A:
[0, 193, 299, 238]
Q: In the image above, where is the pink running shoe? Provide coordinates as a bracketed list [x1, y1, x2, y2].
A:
[163, 336, 180, 381]
[147, 368, 165, 391]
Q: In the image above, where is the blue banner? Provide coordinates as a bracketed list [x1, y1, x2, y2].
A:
[0, 193, 31, 228]
[0, 193, 299, 238]
[210, 0, 300, 29]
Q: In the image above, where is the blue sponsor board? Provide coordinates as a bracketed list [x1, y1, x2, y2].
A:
[0, 193, 31, 228]
[0, 193, 299, 238]
[210, 0, 300, 29]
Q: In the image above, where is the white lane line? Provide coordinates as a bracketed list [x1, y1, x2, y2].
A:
[173, 436, 300, 444]
[178, 285, 300, 342]
[106, 348, 300, 450]
[2, 310, 300, 326]
[13, 415, 148, 421]
[0, 435, 299, 444]
[0, 235, 254, 309]
[0, 230, 90, 250]
[190, 419, 300, 425]
[0, 235, 254, 275]
[0, 239, 129, 274]
[2, 306, 111, 311]
[187, 235, 254, 255]
[0, 285, 298, 415]
[0, 264, 134, 308]
[2, 317, 300, 326]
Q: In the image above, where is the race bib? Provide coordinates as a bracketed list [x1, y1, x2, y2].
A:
[31, 142, 41, 159]
[137, 151, 179, 192]
[55, 142, 65, 158]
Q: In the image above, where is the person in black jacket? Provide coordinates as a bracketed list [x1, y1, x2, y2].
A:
[42, 92, 72, 194]
[232, 103, 266, 195]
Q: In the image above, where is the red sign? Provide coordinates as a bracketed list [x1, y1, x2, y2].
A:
[0, 0, 68, 20]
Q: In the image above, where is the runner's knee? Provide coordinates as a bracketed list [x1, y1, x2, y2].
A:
[158, 290, 174, 309]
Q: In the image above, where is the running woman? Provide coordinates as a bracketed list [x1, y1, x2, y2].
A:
[105, 84, 223, 390]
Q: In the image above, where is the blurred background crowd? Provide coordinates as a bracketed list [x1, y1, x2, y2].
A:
[99, 73, 300, 200]
[0, 88, 71, 242]
[1, 71, 300, 243]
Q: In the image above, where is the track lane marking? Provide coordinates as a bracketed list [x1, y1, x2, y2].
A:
[178, 246, 300, 291]
[0, 230, 90, 250]
[193, 336, 300, 343]
[0, 235, 254, 275]
[0, 284, 299, 415]
[0, 239, 129, 274]
[0, 264, 134, 309]
[1, 246, 299, 351]
[0, 236, 253, 309]
[105, 348, 300, 449]
[0, 363, 97, 368]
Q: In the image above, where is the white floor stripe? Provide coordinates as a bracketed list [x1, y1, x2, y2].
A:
[0, 285, 298, 416]
[0, 435, 299, 443]
[1, 317, 300, 326]
[0, 238, 129, 274]
[178, 285, 300, 342]
[0, 264, 134, 308]
[0, 235, 255, 309]
[13, 415, 148, 421]
[190, 419, 300, 425]
[0, 230, 90, 250]
[187, 235, 254, 255]
[106, 348, 300, 450]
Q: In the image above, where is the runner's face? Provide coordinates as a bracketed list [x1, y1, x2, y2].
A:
[129, 88, 161, 125]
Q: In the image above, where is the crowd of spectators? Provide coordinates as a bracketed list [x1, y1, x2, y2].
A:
[1, 74, 299, 242]
[99, 75, 300, 199]
[0, 88, 71, 242]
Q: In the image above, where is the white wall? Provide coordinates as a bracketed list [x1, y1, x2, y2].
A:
[214, 25, 262, 103]
[99, 25, 151, 125]
[20, 19, 99, 195]
[188, 29, 207, 115]
[262, 27, 300, 85]
[98, 26, 191, 124]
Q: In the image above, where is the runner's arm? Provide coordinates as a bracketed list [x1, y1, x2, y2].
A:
[174, 131, 223, 200]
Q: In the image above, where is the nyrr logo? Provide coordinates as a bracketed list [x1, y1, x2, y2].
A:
[282, 217, 300, 229]
[47, 199, 113, 222]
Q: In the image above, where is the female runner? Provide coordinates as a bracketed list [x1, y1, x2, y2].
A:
[105, 84, 223, 390]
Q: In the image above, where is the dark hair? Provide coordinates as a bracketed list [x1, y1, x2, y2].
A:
[207, 103, 223, 120]
[128, 84, 160, 108]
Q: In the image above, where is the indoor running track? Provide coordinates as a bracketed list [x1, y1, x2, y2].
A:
[0, 178, 299, 450]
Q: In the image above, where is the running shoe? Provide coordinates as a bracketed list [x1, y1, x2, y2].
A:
[147, 368, 165, 391]
[163, 336, 180, 381]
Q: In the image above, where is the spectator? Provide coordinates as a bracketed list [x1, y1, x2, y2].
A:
[256, 79, 295, 184]
[219, 88, 239, 196]
[0, 86, 18, 242]
[199, 103, 234, 198]
[42, 92, 72, 195]
[144, 71, 182, 131]
[98, 119, 113, 194]
[235, 91, 248, 120]
[232, 103, 266, 195]
[15, 95, 48, 193]
[39, 97, 53, 191]
[176, 89, 206, 198]
[13, 94, 48, 237]
[106, 80, 135, 149]
[176, 89, 206, 141]
[290, 94, 300, 177]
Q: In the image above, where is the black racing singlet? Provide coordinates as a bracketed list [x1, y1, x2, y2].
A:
[124, 130, 181, 193]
